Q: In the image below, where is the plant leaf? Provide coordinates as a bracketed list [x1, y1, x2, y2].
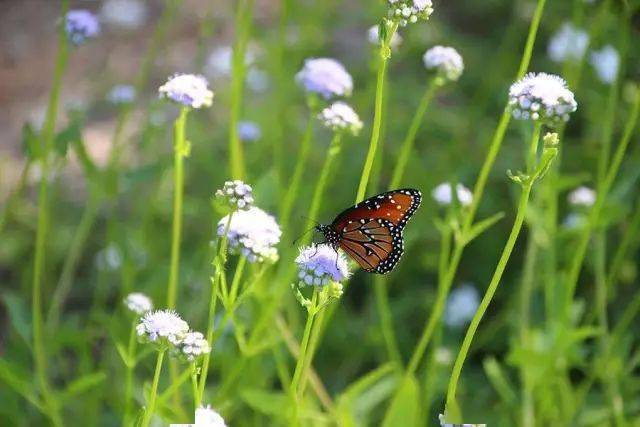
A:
[382, 375, 419, 427]
[59, 372, 106, 404]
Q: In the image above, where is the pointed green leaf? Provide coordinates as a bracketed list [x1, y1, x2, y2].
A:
[382, 375, 419, 427]
[59, 372, 106, 403]
[0, 359, 43, 412]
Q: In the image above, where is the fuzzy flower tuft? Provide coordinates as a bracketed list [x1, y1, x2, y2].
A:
[444, 284, 479, 328]
[64, 10, 100, 46]
[423, 46, 464, 82]
[548, 23, 589, 63]
[136, 309, 189, 347]
[318, 102, 363, 135]
[508, 73, 577, 124]
[295, 244, 350, 286]
[124, 292, 153, 315]
[196, 405, 227, 427]
[177, 331, 211, 362]
[215, 180, 254, 211]
[432, 182, 473, 207]
[590, 45, 620, 85]
[238, 121, 261, 142]
[158, 74, 214, 109]
[568, 186, 596, 207]
[367, 25, 402, 49]
[387, 0, 434, 26]
[107, 84, 136, 104]
[296, 58, 353, 99]
[218, 207, 282, 263]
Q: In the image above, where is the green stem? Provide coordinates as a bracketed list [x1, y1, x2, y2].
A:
[389, 78, 440, 188]
[141, 350, 165, 427]
[373, 277, 402, 366]
[228, 0, 254, 179]
[519, 235, 538, 427]
[229, 255, 247, 304]
[122, 320, 138, 427]
[355, 22, 398, 203]
[565, 89, 640, 312]
[167, 107, 189, 308]
[0, 160, 31, 235]
[445, 125, 542, 421]
[607, 199, 640, 288]
[290, 290, 319, 398]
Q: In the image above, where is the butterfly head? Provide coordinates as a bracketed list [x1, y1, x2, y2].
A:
[315, 224, 340, 247]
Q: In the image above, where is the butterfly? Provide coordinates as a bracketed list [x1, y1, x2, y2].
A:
[316, 188, 422, 274]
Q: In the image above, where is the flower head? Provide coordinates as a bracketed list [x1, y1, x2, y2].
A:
[295, 244, 350, 286]
[196, 405, 227, 427]
[218, 207, 282, 263]
[107, 84, 136, 104]
[177, 331, 211, 362]
[100, 0, 147, 30]
[238, 121, 261, 142]
[590, 45, 620, 85]
[64, 10, 100, 46]
[548, 23, 589, 63]
[136, 309, 189, 347]
[318, 102, 363, 135]
[387, 0, 434, 26]
[423, 46, 464, 82]
[432, 182, 473, 207]
[508, 73, 577, 124]
[215, 180, 254, 211]
[444, 284, 479, 328]
[124, 292, 153, 315]
[296, 58, 353, 99]
[367, 25, 402, 49]
[568, 186, 596, 207]
[158, 74, 213, 109]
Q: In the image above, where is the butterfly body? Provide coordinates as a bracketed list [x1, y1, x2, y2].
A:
[316, 188, 422, 274]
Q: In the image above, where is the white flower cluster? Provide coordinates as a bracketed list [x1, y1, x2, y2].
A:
[590, 45, 620, 85]
[218, 207, 282, 263]
[136, 310, 189, 346]
[196, 405, 227, 427]
[548, 23, 589, 63]
[432, 182, 473, 207]
[295, 244, 350, 286]
[508, 73, 577, 124]
[387, 0, 434, 26]
[296, 58, 353, 99]
[215, 180, 254, 211]
[178, 331, 211, 362]
[568, 186, 596, 207]
[444, 284, 480, 328]
[423, 46, 464, 82]
[318, 102, 363, 135]
[367, 25, 402, 49]
[158, 74, 214, 109]
[124, 292, 153, 315]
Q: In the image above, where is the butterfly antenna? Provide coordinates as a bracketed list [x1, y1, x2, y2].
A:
[292, 225, 318, 246]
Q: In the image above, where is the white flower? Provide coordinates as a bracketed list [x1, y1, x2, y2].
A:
[136, 310, 189, 346]
[318, 102, 363, 135]
[431, 182, 473, 206]
[100, 0, 147, 30]
[295, 244, 350, 286]
[444, 284, 479, 328]
[367, 25, 402, 49]
[196, 405, 227, 427]
[296, 58, 353, 99]
[215, 180, 254, 210]
[568, 186, 596, 207]
[107, 84, 136, 104]
[218, 207, 282, 263]
[434, 347, 453, 365]
[95, 244, 122, 270]
[423, 46, 464, 82]
[124, 293, 153, 315]
[590, 45, 620, 85]
[158, 74, 214, 109]
[387, 0, 434, 26]
[178, 331, 211, 362]
[508, 73, 577, 124]
[548, 23, 589, 63]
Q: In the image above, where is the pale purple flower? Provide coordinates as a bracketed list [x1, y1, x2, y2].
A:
[444, 284, 479, 328]
[508, 73, 577, 124]
[296, 58, 353, 99]
[568, 186, 596, 207]
[196, 405, 227, 427]
[178, 331, 211, 362]
[158, 74, 214, 109]
[64, 9, 100, 45]
[423, 46, 464, 82]
[295, 244, 350, 286]
[107, 84, 136, 104]
[136, 310, 189, 346]
[124, 292, 153, 315]
[215, 180, 254, 210]
[318, 102, 363, 135]
[590, 45, 620, 85]
[548, 23, 589, 63]
[238, 121, 261, 142]
[218, 207, 282, 263]
[387, 0, 434, 25]
[432, 182, 473, 207]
